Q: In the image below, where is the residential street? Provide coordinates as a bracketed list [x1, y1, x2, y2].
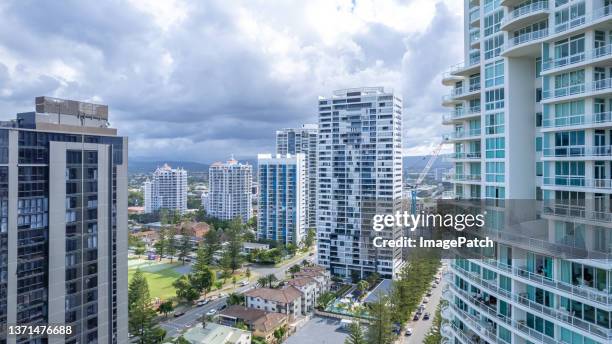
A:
[402, 269, 446, 344]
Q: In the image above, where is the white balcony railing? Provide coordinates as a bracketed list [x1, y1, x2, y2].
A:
[442, 106, 481, 122]
[506, 28, 548, 49]
[502, 1, 549, 26]
[542, 111, 612, 128]
[542, 145, 612, 158]
[542, 176, 612, 190]
[445, 129, 481, 140]
[451, 84, 481, 98]
[449, 152, 482, 160]
[542, 46, 612, 71]
[541, 202, 612, 223]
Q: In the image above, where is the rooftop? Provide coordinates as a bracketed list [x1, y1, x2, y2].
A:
[182, 323, 250, 344]
[286, 276, 317, 288]
[219, 305, 287, 333]
[245, 285, 303, 303]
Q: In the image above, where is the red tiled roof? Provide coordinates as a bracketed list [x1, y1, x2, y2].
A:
[245, 285, 303, 303]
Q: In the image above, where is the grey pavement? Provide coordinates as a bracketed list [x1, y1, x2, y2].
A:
[285, 316, 348, 344]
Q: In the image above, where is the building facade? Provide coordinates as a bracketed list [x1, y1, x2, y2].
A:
[257, 153, 306, 246]
[207, 158, 252, 223]
[276, 124, 318, 228]
[143, 164, 187, 215]
[317, 87, 404, 280]
[0, 97, 128, 344]
[441, 1, 612, 343]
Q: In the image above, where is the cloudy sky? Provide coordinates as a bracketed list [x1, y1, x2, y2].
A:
[0, 0, 463, 163]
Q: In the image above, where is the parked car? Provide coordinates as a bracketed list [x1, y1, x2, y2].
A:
[418, 304, 426, 311]
[426, 290, 432, 297]
[431, 283, 437, 288]
[413, 313, 420, 321]
[173, 311, 185, 317]
[405, 328, 413, 336]
[423, 312, 431, 320]
[423, 297, 430, 303]
[206, 309, 217, 316]
[239, 280, 249, 287]
[219, 304, 227, 311]
[196, 299, 209, 307]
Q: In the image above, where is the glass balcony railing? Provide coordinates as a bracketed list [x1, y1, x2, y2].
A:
[450, 174, 482, 182]
[554, 5, 612, 34]
[542, 145, 612, 158]
[506, 28, 548, 49]
[451, 84, 481, 98]
[542, 46, 612, 71]
[445, 128, 481, 140]
[502, 1, 549, 26]
[541, 201, 612, 223]
[469, 6, 480, 22]
[542, 111, 612, 128]
[542, 176, 612, 190]
[442, 106, 481, 122]
[449, 152, 481, 160]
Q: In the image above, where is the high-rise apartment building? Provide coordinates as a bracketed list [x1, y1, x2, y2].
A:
[276, 124, 318, 228]
[207, 158, 252, 223]
[0, 97, 128, 344]
[143, 164, 188, 215]
[257, 153, 306, 245]
[441, 1, 612, 343]
[317, 87, 403, 280]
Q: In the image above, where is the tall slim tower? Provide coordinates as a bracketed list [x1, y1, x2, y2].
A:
[276, 124, 318, 228]
[317, 87, 403, 280]
[441, 2, 612, 344]
[207, 158, 253, 223]
[0, 97, 128, 344]
[257, 153, 306, 246]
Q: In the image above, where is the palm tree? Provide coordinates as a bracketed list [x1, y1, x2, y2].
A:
[257, 276, 268, 288]
[265, 274, 278, 288]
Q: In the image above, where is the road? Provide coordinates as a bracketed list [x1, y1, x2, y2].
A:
[402, 270, 446, 343]
[159, 252, 314, 338]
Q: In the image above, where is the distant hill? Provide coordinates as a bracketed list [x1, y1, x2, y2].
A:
[128, 160, 210, 174]
[403, 155, 451, 171]
[129, 156, 449, 174]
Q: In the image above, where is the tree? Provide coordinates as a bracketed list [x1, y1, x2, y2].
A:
[366, 293, 394, 344]
[158, 300, 174, 318]
[173, 275, 199, 303]
[192, 266, 215, 297]
[175, 336, 190, 344]
[356, 280, 369, 297]
[154, 229, 168, 261]
[286, 243, 298, 256]
[273, 325, 287, 344]
[264, 274, 278, 288]
[221, 218, 244, 273]
[134, 245, 146, 259]
[257, 276, 268, 288]
[166, 228, 177, 263]
[345, 321, 366, 344]
[202, 228, 221, 265]
[246, 216, 257, 229]
[304, 228, 316, 248]
[178, 234, 192, 265]
[227, 292, 245, 306]
[316, 291, 335, 309]
[288, 264, 301, 278]
[214, 280, 223, 291]
[232, 276, 237, 289]
[128, 270, 163, 343]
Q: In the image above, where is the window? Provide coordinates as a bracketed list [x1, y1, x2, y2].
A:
[484, 34, 504, 60]
[536, 112, 542, 127]
[553, 70, 585, 97]
[485, 88, 504, 110]
[486, 137, 505, 158]
[483, 0, 501, 13]
[553, 34, 585, 66]
[554, 2, 586, 33]
[485, 186, 505, 199]
[485, 112, 504, 134]
[555, 161, 585, 186]
[553, 100, 585, 126]
[486, 162, 505, 182]
[536, 162, 543, 176]
[483, 10, 503, 36]
[484, 60, 504, 88]
[536, 137, 543, 152]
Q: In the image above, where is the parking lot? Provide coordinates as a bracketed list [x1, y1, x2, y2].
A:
[285, 316, 349, 344]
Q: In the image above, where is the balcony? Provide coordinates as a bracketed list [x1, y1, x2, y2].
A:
[541, 111, 612, 131]
[541, 202, 612, 224]
[469, 28, 481, 49]
[448, 152, 482, 160]
[542, 46, 612, 74]
[444, 128, 481, 141]
[450, 174, 482, 183]
[441, 71, 463, 86]
[469, 6, 480, 26]
[542, 78, 612, 102]
[442, 106, 481, 123]
[448, 57, 481, 77]
[500, 1, 549, 32]
[542, 145, 612, 160]
[450, 263, 612, 341]
[542, 176, 612, 191]
[451, 84, 481, 100]
[503, 28, 548, 57]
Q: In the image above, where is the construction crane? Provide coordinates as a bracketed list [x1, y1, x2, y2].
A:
[411, 140, 447, 214]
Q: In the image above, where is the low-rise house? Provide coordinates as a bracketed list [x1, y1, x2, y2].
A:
[293, 265, 331, 293]
[218, 305, 288, 343]
[286, 277, 318, 313]
[244, 285, 303, 319]
[181, 323, 251, 344]
[242, 242, 270, 254]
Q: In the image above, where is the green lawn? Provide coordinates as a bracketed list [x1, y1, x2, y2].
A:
[128, 260, 182, 302]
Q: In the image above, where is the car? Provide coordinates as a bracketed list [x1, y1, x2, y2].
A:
[423, 297, 430, 303]
[206, 309, 217, 316]
[418, 304, 426, 311]
[220, 293, 228, 298]
[426, 290, 432, 297]
[173, 311, 185, 317]
[431, 283, 437, 288]
[219, 304, 227, 311]
[196, 300, 209, 307]
[413, 313, 420, 321]
[423, 312, 430, 320]
[239, 280, 249, 286]
[405, 328, 413, 336]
